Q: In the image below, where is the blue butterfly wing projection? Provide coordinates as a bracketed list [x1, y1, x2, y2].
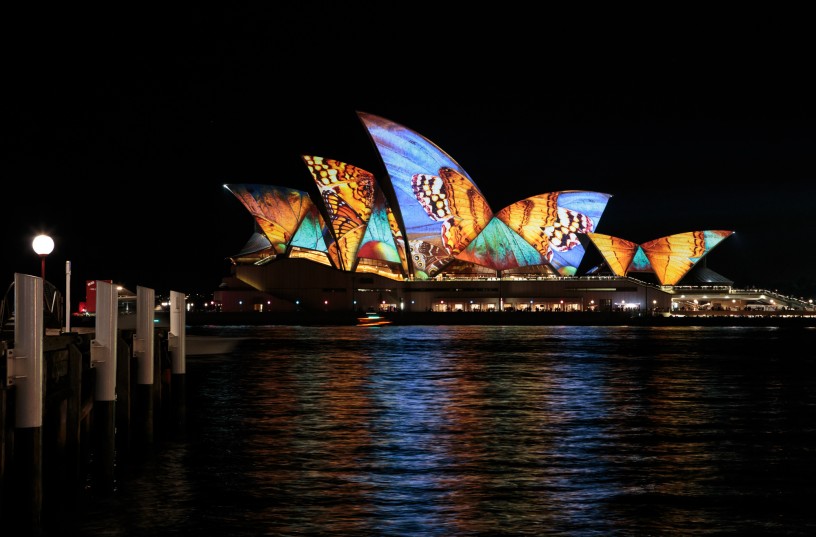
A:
[359, 112, 492, 275]
[359, 113, 612, 276]
[544, 191, 612, 275]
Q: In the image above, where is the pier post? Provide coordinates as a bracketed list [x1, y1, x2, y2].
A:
[168, 291, 186, 426]
[10, 273, 45, 535]
[64, 261, 71, 334]
[90, 280, 118, 492]
[133, 286, 155, 446]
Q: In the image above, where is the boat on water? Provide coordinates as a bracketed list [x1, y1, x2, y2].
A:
[357, 311, 392, 327]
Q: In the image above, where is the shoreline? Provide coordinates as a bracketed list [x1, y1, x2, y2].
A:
[180, 310, 816, 328]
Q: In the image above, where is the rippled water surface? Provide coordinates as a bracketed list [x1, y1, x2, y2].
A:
[59, 325, 816, 536]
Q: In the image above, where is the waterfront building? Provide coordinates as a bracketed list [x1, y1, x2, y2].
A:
[213, 112, 813, 316]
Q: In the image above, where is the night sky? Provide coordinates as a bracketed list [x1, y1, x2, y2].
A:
[6, 10, 816, 310]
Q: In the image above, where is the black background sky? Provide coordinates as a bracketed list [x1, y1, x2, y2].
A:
[6, 8, 816, 309]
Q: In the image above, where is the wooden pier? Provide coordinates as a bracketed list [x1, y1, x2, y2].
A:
[1, 325, 183, 535]
[1, 275, 190, 537]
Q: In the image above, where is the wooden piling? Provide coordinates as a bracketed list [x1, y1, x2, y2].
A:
[1, 317, 190, 531]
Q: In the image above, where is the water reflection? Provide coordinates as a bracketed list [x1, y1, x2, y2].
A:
[65, 326, 816, 536]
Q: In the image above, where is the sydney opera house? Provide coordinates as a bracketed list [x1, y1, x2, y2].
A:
[212, 112, 811, 318]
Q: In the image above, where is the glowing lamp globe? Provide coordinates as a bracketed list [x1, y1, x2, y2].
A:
[32, 234, 55, 256]
[32, 234, 55, 281]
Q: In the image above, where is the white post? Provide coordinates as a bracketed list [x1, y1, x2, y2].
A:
[91, 280, 118, 491]
[168, 290, 188, 425]
[135, 286, 155, 385]
[169, 290, 186, 374]
[92, 280, 118, 401]
[65, 260, 71, 333]
[13, 273, 44, 428]
[12, 272, 45, 536]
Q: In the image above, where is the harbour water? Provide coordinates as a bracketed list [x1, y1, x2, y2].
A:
[55, 325, 816, 536]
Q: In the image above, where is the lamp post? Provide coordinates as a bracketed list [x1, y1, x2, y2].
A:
[32, 234, 54, 282]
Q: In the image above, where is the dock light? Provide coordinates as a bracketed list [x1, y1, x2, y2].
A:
[32, 234, 54, 281]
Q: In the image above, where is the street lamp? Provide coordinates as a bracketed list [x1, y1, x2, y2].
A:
[32, 234, 54, 281]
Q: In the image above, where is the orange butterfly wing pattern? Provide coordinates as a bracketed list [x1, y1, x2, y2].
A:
[496, 191, 609, 275]
[304, 155, 375, 211]
[303, 155, 376, 271]
[387, 205, 410, 274]
[321, 190, 366, 238]
[412, 167, 492, 255]
[333, 226, 368, 272]
[641, 232, 705, 286]
[641, 230, 734, 285]
[495, 194, 559, 260]
[586, 233, 639, 277]
[225, 184, 313, 254]
[303, 155, 374, 234]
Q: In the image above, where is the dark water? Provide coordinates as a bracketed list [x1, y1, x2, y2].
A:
[61, 326, 816, 536]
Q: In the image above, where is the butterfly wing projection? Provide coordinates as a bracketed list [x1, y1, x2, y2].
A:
[321, 190, 365, 237]
[358, 111, 492, 277]
[225, 184, 315, 254]
[303, 155, 376, 271]
[409, 239, 453, 279]
[412, 167, 492, 255]
[641, 230, 734, 285]
[386, 205, 410, 274]
[586, 233, 639, 276]
[456, 218, 547, 271]
[495, 193, 559, 260]
[544, 191, 612, 274]
[497, 191, 612, 275]
[289, 202, 336, 267]
[357, 189, 404, 265]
